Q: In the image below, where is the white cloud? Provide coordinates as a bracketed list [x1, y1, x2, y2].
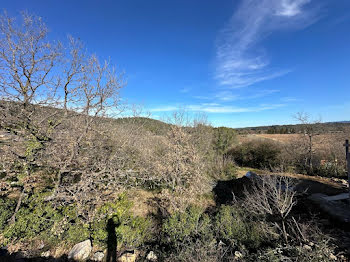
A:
[150, 103, 285, 114]
[194, 89, 279, 102]
[215, 89, 279, 101]
[278, 0, 310, 17]
[281, 96, 300, 102]
[216, 0, 318, 88]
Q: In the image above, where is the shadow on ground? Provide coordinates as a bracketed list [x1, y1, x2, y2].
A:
[213, 173, 346, 205]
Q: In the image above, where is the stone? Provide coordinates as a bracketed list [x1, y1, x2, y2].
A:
[234, 251, 243, 259]
[38, 242, 45, 249]
[303, 244, 312, 251]
[117, 250, 139, 262]
[245, 171, 257, 179]
[41, 251, 50, 257]
[146, 251, 157, 261]
[329, 253, 337, 260]
[218, 240, 225, 246]
[68, 240, 92, 261]
[92, 251, 105, 261]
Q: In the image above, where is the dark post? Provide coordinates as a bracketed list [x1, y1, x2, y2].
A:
[344, 139, 350, 201]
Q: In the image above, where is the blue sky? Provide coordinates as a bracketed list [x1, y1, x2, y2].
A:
[2, 0, 350, 127]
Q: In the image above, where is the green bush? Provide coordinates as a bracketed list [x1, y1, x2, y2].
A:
[215, 205, 263, 249]
[221, 162, 237, 179]
[0, 197, 15, 230]
[91, 194, 152, 250]
[162, 205, 212, 245]
[228, 140, 281, 169]
[3, 194, 61, 242]
[1, 193, 151, 250]
[2, 193, 89, 246]
[312, 163, 346, 178]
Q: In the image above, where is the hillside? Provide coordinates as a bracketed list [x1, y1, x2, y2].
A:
[236, 122, 350, 134]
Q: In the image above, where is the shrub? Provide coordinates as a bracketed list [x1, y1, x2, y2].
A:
[1, 193, 152, 250]
[161, 205, 221, 261]
[255, 242, 337, 262]
[215, 205, 263, 249]
[164, 238, 229, 262]
[2, 193, 88, 246]
[220, 162, 237, 179]
[3, 194, 59, 242]
[162, 205, 212, 246]
[0, 197, 15, 231]
[311, 162, 346, 178]
[91, 194, 152, 250]
[228, 140, 281, 169]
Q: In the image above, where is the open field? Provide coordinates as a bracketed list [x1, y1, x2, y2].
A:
[238, 132, 349, 153]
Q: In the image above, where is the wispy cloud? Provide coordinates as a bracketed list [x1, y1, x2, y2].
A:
[281, 96, 300, 102]
[150, 103, 285, 114]
[193, 89, 279, 102]
[216, 0, 318, 88]
[214, 89, 279, 102]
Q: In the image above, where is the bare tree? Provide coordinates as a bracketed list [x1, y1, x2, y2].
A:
[48, 53, 124, 199]
[0, 11, 62, 223]
[244, 175, 297, 243]
[0, 11, 125, 222]
[294, 112, 321, 173]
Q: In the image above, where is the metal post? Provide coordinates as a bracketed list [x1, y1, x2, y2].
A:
[344, 139, 350, 201]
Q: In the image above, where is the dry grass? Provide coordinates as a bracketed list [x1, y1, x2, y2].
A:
[239, 133, 347, 151]
[127, 189, 156, 218]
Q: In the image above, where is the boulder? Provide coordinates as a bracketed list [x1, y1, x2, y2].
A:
[117, 250, 139, 262]
[329, 253, 337, 260]
[92, 251, 105, 261]
[68, 240, 92, 261]
[146, 251, 157, 261]
[41, 251, 50, 258]
[234, 251, 243, 259]
[303, 244, 312, 251]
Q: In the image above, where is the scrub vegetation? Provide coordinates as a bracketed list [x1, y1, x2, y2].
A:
[0, 11, 349, 262]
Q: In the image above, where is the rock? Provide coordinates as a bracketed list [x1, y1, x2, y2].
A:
[146, 251, 157, 261]
[68, 240, 92, 261]
[303, 244, 312, 251]
[329, 253, 337, 260]
[92, 251, 105, 261]
[218, 240, 226, 246]
[245, 171, 257, 179]
[234, 251, 243, 259]
[41, 251, 50, 257]
[117, 250, 139, 262]
[38, 242, 45, 250]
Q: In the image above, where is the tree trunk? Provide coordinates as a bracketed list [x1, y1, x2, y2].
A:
[9, 187, 25, 225]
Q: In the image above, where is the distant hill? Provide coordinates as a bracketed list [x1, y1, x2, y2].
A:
[112, 117, 172, 135]
[236, 121, 350, 134]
